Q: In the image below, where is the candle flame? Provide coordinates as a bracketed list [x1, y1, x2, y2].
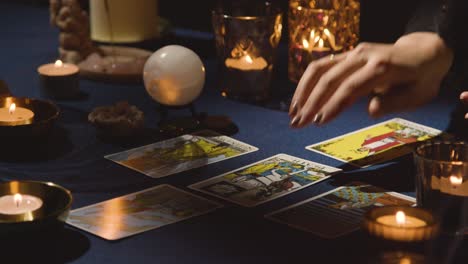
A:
[450, 175, 463, 186]
[319, 38, 324, 48]
[302, 39, 310, 49]
[310, 29, 315, 39]
[396, 211, 406, 225]
[54, 60, 63, 67]
[14, 193, 22, 207]
[8, 103, 16, 115]
[244, 55, 253, 64]
[313, 36, 321, 45]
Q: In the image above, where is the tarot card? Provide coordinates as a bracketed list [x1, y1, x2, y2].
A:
[105, 130, 258, 178]
[66, 184, 222, 240]
[189, 154, 341, 207]
[306, 118, 441, 167]
[265, 182, 415, 238]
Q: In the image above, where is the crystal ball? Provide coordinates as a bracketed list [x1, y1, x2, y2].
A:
[143, 45, 205, 106]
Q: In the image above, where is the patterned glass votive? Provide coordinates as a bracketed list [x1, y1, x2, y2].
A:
[288, 0, 360, 83]
[212, 1, 283, 102]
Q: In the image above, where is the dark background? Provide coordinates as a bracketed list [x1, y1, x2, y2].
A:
[10, 0, 418, 44]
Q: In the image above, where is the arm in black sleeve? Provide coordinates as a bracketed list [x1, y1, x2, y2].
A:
[406, 0, 468, 91]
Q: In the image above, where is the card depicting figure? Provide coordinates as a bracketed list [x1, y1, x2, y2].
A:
[189, 154, 341, 207]
[66, 184, 222, 240]
[306, 118, 441, 167]
[105, 130, 258, 178]
[266, 182, 415, 238]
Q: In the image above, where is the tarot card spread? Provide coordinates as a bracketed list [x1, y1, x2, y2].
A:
[105, 130, 258, 178]
[266, 182, 416, 238]
[66, 185, 222, 240]
[190, 154, 341, 207]
[306, 118, 441, 167]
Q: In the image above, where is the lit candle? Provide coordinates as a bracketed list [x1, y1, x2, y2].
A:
[225, 54, 268, 71]
[0, 193, 43, 215]
[37, 60, 80, 99]
[38, 60, 79, 76]
[376, 210, 427, 228]
[0, 102, 34, 126]
[363, 206, 439, 242]
[431, 174, 468, 196]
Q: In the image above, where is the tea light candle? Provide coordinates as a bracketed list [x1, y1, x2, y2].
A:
[0, 193, 43, 215]
[376, 211, 427, 228]
[431, 174, 468, 197]
[363, 206, 439, 242]
[37, 60, 80, 99]
[0, 103, 34, 126]
[225, 54, 268, 71]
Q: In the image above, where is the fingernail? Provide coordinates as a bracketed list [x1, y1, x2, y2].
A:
[289, 101, 298, 116]
[290, 115, 301, 128]
[312, 113, 322, 125]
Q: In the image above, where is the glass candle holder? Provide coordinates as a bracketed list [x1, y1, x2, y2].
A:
[212, 1, 283, 102]
[414, 141, 468, 236]
[288, 0, 360, 83]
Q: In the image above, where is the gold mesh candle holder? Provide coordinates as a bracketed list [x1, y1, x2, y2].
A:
[288, 0, 359, 83]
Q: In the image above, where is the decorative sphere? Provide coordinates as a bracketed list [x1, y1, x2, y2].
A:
[143, 45, 205, 106]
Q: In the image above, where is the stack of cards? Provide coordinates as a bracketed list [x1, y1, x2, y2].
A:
[307, 118, 441, 167]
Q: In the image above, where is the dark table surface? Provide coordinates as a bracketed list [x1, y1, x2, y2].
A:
[1, 3, 467, 264]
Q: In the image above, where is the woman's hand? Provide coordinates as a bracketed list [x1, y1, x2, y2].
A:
[289, 32, 454, 128]
[461, 91, 468, 119]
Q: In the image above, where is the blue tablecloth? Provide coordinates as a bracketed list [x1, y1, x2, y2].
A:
[0, 3, 467, 263]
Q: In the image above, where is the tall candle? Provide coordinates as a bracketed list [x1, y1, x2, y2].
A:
[90, 0, 159, 43]
[0, 103, 34, 126]
[0, 193, 43, 215]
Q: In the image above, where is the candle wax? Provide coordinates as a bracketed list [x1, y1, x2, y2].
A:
[37, 63, 79, 76]
[0, 194, 43, 215]
[225, 56, 268, 71]
[0, 106, 34, 126]
[376, 214, 427, 228]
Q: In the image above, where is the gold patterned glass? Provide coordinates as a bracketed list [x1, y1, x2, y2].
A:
[212, 2, 283, 102]
[288, 0, 360, 83]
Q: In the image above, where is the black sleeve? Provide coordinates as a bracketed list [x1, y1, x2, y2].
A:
[405, 0, 443, 34]
[406, 0, 468, 91]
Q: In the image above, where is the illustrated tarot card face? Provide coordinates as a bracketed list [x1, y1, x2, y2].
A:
[66, 184, 222, 240]
[189, 154, 341, 207]
[306, 118, 441, 167]
[265, 182, 416, 238]
[105, 130, 258, 178]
